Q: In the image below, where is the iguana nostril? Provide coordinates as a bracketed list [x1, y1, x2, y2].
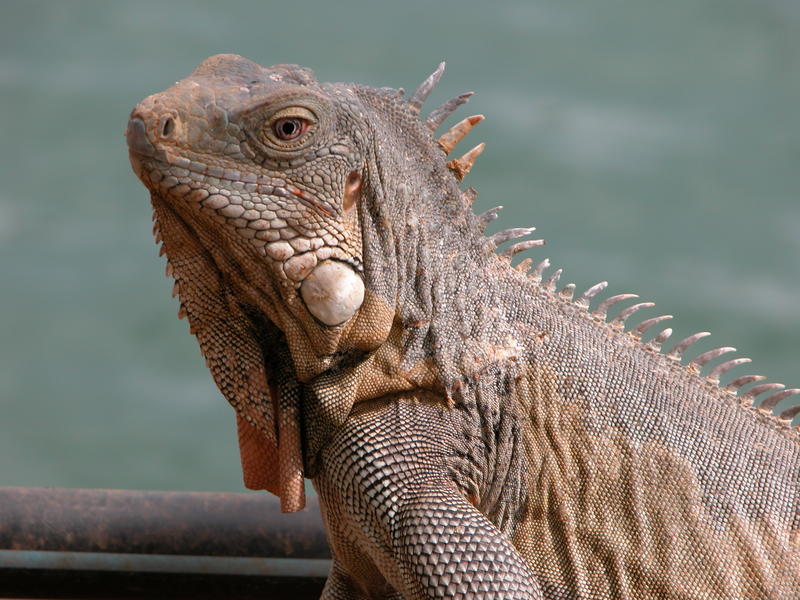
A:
[161, 116, 176, 137]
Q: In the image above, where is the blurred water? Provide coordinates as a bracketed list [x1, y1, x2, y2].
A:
[1, 0, 798, 492]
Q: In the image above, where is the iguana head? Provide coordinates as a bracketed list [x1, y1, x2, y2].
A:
[128, 55, 391, 370]
[127, 54, 485, 510]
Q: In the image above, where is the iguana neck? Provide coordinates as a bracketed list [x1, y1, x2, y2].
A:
[370, 186, 521, 398]
[348, 87, 514, 396]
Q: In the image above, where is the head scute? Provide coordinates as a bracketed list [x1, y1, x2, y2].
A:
[266, 64, 317, 86]
[378, 86, 405, 99]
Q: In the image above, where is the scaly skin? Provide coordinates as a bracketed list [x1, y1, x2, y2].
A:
[127, 55, 799, 599]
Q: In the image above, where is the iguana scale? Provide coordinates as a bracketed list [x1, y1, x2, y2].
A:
[126, 55, 800, 599]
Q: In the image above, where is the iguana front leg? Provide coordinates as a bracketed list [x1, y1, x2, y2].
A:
[314, 394, 542, 600]
[321, 561, 403, 600]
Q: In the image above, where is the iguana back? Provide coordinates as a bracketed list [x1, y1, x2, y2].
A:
[495, 269, 799, 597]
[127, 55, 799, 599]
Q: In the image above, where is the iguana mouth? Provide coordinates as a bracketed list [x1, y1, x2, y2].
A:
[137, 144, 335, 218]
[130, 149, 362, 279]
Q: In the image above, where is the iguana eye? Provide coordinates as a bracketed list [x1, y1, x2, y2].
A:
[262, 106, 317, 148]
[273, 117, 308, 140]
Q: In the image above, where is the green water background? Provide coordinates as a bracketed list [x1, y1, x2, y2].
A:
[1, 0, 798, 492]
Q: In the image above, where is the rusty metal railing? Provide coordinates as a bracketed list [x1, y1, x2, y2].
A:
[0, 486, 330, 599]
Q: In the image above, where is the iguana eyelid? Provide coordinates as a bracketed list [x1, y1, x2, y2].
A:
[268, 106, 317, 124]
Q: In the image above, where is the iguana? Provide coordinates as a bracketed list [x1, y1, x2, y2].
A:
[126, 54, 800, 599]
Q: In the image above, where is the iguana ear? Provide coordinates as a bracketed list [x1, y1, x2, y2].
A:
[151, 196, 305, 512]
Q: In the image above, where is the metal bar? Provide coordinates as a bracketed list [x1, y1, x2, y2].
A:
[0, 550, 330, 577]
[0, 486, 330, 558]
[0, 570, 326, 600]
[0, 486, 331, 598]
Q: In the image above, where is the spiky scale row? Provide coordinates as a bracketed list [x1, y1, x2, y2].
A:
[499, 239, 546, 259]
[632, 314, 672, 337]
[542, 268, 562, 291]
[408, 62, 487, 182]
[438, 115, 484, 155]
[690, 347, 736, 370]
[742, 383, 786, 406]
[488, 227, 537, 248]
[447, 143, 485, 181]
[610, 302, 655, 326]
[707, 357, 751, 383]
[593, 294, 638, 319]
[409, 62, 446, 113]
[760, 389, 800, 413]
[517, 248, 761, 397]
[477, 207, 502, 230]
[577, 281, 608, 306]
[152, 209, 196, 338]
[467, 171, 799, 425]
[780, 404, 800, 422]
[530, 258, 550, 282]
[726, 374, 765, 391]
[475, 209, 797, 428]
[667, 332, 711, 360]
[519, 252, 798, 427]
[526, 264, 677, 352]
[407, 61, 800, 431]
[427, 94, 475, 131]
[558, 283, 575, 300]
[650, 328, 673, 350]
[480, 220, 545, 260]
